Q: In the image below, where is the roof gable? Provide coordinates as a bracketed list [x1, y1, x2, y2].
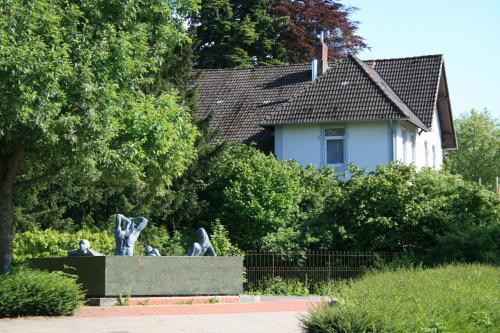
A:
[364, 55, 442, 128]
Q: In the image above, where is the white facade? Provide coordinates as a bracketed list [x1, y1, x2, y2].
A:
[274, 113, 444, 171]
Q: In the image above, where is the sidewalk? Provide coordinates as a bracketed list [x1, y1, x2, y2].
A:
[0, 298, 323, 333]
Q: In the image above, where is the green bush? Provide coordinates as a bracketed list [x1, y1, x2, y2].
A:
[301, 264, 500, 333]
[209, 219, 244, 256]
[0, 269, 84, 317]
[247, 277, 310, 295]
[12, 229, 115, 264]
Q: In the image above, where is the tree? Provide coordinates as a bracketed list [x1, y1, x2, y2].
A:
[270, 0, 367, 63]
[444, 109, 500, 190]
[0, 0, 200, 272]
[191, 0, 366, 68]
[191, 0, 288, 68]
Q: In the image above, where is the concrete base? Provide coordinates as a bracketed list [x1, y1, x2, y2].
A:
[86, 295, 241, 306]
[29, 256, 243, 297]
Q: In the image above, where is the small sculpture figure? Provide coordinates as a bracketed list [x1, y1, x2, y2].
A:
[68, 239, 103, 256]
[187, 228, 217, 256]
[144, 245, 161, 256]
[114, 214, 148, 256]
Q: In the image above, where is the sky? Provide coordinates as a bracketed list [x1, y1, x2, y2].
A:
[344, 0, 500, 120]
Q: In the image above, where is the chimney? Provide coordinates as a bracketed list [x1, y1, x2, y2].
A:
[311, 32, 328, 80]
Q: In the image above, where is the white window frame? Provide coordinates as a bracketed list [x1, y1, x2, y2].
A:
[325, 128, 346, 167]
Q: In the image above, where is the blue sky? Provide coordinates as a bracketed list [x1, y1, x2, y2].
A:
[345, 0, 500, 119]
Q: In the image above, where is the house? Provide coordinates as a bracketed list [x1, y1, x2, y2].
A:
[196, 41, 456, 172]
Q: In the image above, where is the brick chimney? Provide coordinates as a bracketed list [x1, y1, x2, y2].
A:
[311, 32, 328, 80]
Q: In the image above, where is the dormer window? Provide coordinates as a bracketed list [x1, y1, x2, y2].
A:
[325, 128, 345, 165]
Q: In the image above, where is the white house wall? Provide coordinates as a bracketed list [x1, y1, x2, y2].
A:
[393, 110, 443, 169]
[275, 121, 391, 171]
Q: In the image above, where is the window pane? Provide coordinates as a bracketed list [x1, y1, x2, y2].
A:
[325, 128, 345, 136]
[327, 139, 344, 164]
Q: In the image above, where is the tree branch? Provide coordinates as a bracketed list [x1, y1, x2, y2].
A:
[14, 167, 64, 188]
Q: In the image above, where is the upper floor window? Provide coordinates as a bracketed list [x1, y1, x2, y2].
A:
[325, 128, 345, 165]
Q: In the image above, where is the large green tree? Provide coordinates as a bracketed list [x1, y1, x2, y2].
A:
[0, 0, 200, 272]
[444, 109, 500, 190]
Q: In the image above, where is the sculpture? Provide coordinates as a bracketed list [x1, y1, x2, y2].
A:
[186, 228, 217, 256]
[68, 239, 103, 256]
[145, 246, 161, 256]
[114, 214, 148, 256]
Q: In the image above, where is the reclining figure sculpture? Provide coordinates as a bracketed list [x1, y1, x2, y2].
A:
[68, 239, 103, 256]
[145, 245, 161, 256]
[186, 228, 217, 256]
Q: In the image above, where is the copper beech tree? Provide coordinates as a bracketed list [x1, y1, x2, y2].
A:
[270, 0, 367, 63]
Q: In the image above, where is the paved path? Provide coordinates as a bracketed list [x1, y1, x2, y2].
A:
[0, 300, 320, 333]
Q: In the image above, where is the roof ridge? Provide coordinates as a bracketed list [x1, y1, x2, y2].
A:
[349, 54, 429, 130]
[198, 63, 310, 72]
[362, 54, 443, 62]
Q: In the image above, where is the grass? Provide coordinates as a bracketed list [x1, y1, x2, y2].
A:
[300, 264, 500, 333]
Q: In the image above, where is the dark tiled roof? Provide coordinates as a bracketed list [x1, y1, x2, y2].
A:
[196, 64, 312, 149]
[263, 55, 428, 129]
[364, 55, 443, 127]
[196, 54, 444, 146]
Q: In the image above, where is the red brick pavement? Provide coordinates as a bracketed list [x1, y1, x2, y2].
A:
[76, 300, 321, 318]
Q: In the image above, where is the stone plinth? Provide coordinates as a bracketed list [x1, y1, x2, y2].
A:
[28, 256, 243, 297]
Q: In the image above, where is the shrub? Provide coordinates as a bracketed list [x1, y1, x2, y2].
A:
[247, 276, 310, 296]
[209, 219, 244, 256]
[300, 264, 500, 333]
[205, 144, 306, 250]
[0, 269, 84, 317]
[12, 229, 115, 265]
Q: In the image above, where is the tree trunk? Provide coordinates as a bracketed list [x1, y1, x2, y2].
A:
[0, 146, 24, 274]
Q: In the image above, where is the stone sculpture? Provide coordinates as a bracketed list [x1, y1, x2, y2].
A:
[144, 246, 161, 256]
[68, 239, 103, 256]
[114, 214, 148, 256]
[187, 228, 217, 256]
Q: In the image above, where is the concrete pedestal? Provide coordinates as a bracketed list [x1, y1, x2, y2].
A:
[28, 256, 243, 297]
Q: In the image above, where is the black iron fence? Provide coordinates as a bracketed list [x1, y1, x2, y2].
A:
[244, 251, 392, 287]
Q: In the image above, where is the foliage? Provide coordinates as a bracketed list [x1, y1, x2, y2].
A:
[191, 0, 367, 67]
[247, 276, 310, 295]
[0, 269, 84, 317]
[0, 0, 200, 271]
[209, 219, 244, 256]
[270, 0, 367, 63]
[300, 264, 500, 333]
[191, 0, 287, 68]
[203, 144, 306, 249]
[12, 229, 115, 264]
[247, 277, 347, 296]
[445, 108, 500, 190]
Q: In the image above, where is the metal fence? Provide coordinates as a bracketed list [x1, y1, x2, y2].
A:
[244, 251, 392, 287]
